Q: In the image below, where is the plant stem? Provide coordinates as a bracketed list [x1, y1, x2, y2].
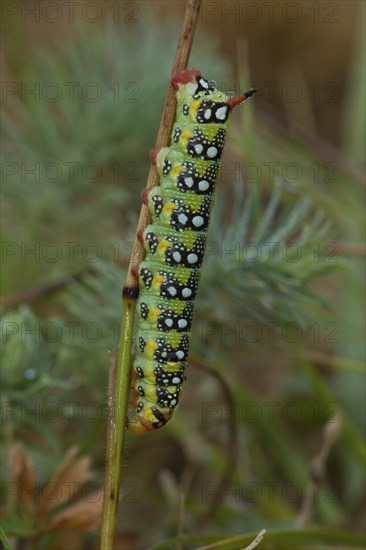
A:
[100, 299, 134, 549]
[100, 1, 202, 548]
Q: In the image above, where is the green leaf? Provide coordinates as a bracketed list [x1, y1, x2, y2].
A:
[0, 511, 34, 538]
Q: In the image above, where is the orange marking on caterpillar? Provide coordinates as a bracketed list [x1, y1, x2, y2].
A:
[171, 69, 201, 90]
[142, 188, 150, 205]
[131, 264, 140, 280]
[150, 147, 161, 164]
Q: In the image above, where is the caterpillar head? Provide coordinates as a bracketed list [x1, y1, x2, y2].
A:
[171, 69, 256, 125]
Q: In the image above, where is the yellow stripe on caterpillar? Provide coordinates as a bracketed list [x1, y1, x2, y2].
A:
[157, 239, 170, 253]
[179, 130, 193, 146]
[147, 307, 161, 323]
[152, 274, 165, 290]
[162, 202, 176, 215]
[171, 165, 185, 178]
[189, 100, 200, 118]
[145, 341, 158, 358]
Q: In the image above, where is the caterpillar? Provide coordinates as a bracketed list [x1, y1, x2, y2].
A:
[127, 69, 256, 434]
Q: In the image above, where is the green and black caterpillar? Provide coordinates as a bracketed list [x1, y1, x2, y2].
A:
[128, 69, 256, 434]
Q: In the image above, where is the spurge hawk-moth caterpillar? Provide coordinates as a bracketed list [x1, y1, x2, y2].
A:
[127, 69, 256, 434]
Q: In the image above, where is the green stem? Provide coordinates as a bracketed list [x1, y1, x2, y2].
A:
[100, 297, 135, 549]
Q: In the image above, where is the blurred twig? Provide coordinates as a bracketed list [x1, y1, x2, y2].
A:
[336, 241, 366, 256]
[191, 354, 239, 529]
[197, 528, 266, 550]
[296, 413, 343, 528]
[1, 269, 95, 309]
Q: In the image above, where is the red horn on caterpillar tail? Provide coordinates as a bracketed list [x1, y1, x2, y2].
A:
[227, 88, 257, 108]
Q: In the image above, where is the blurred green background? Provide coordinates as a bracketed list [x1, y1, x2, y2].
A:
[1, 1, 365, 549]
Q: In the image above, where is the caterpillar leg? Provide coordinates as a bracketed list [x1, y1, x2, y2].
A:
[150, 147, 162, 164]
[127, 377, 173, 434]
[127, 407, 173, 435]
[131, 264, 140, 280]
[127, 358, 186, 434]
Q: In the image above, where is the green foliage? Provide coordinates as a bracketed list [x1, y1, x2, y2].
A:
[199, 178, 337, 327]
[1, 7, 364, 550]
[0, 306, 70, 396]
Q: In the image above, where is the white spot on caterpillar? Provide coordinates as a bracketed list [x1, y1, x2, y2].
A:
[171, 399, 177, 406]
[168, 286, 177, 296]
[192, 215, 204, 227]
[194, 144, 203, 154]
[204, 109, 212, 120]
[216, 106, 228, 120]
[172, 377, 181, 385]
[178, 319, 188, 329]
[187, 253, 198, 264]
[165, 319, 173, 327]
[172, 251, 182, 262]
[161, 352, 167, 358]
[199, 79, 209, 89]
[184, 177, 194, 188]
[176, 350, 184, 360]
[198, 180, 209, 191]
[182, 288, 192, 298]
[178, 213, 188, 225]
[207, 146, 218, 158]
